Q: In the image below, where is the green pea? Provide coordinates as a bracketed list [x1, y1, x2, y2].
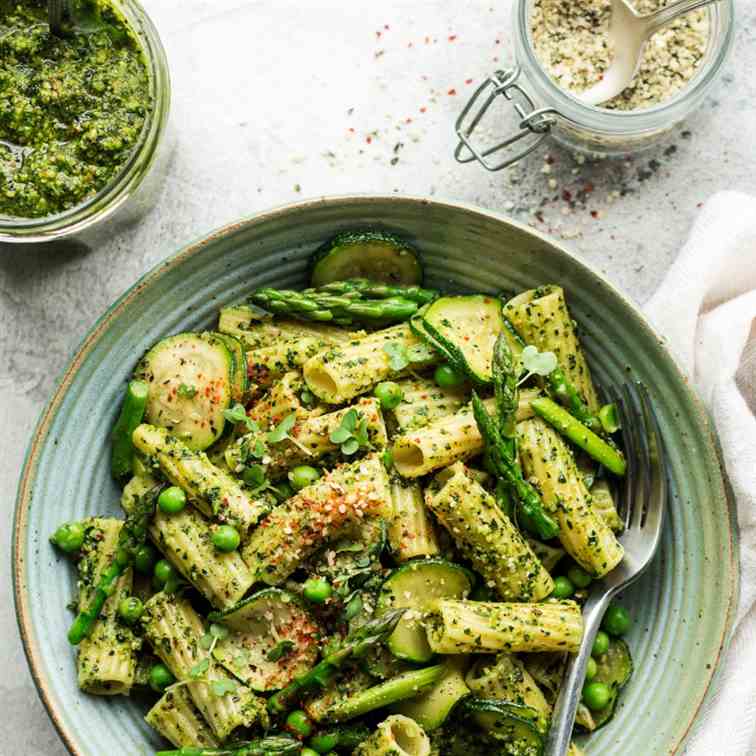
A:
[50, 522, 85, 553]
[154, 558, 179, 585]
[134, 543, 158, 574]
[158, 485, 187, 514]
[286, 709, 314, 738]
[585, 657, 598, 682]
[308, 733, 339, 753]
[373, 381, 404, 410]
[212, 525, 241, 552]
[148, 662, 175, 693]
[300, 750, 320, 756]
[567, 565, 592, 589]
[602, 603, 631, 636]
[434, 363, 465, 389]
[117, 596, 144, 624]
[550, 576, 574, 600]
[289, 465, 321, 491]
[592, 630, 610, 658]
[303, 577, 333, 604]
[582, 681, 611, 711]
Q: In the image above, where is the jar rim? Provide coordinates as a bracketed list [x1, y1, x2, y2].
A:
[514, 0, 735, 133]
[0, 0, 171, 243]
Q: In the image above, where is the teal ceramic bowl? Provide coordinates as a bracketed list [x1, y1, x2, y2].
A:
[14, 196, 736, 755]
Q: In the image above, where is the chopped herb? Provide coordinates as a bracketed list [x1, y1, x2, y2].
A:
[177, 383, 197, 398]
[267, 639, 296, 662]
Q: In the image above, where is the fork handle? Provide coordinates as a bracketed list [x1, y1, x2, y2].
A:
[544, 590, 615, 756]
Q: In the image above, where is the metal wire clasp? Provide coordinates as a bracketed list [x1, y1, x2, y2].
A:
[454, 66, 557, 172]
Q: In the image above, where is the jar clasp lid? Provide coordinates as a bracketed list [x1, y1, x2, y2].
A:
[455, 66, 557, 171]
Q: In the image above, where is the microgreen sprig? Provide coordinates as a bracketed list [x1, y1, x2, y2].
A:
[224, 403, 260, 433]
[329, 409, 370, 456]
[518, 345, 558, 385]
[165, 623, 237, 698]
[383, 341, 428, 372]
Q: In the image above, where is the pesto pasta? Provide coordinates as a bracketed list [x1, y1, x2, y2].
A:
[53, 249, 635, 755]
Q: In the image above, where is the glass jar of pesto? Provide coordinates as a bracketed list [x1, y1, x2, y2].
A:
[455, 0, 734, 171]
[0, 0, 171, 244]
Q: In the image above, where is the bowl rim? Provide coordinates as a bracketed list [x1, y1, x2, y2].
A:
[12, 194, 738, 755]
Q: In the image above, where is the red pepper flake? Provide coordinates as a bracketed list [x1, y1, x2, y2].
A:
[561, 189, 572, 202]
[348, 127, 355, 133]
[495, 39, 501, 44]
[465, 78, 473, 85]
[408, 42, 413, 48]
[405, 117, 413, 124]
[584, 181, 594, 193]
[697, 201, 704, 208]
[448, 88, 457, 96]
[590, 210, 599, 219]
[376, 30, 382, 38]
[366, 135, 372, 144]
[448, 34, 457, 41]
[384, 23, 390, 30]
[545, 154, 555, 164]
[420, 106, 427, 113]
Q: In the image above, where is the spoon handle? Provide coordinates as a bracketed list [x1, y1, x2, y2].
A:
[645, 0, 721, 36]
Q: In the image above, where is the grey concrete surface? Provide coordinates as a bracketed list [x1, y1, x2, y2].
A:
[1, 1, 754, 752]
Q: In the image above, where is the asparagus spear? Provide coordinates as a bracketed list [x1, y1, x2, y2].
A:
[530, 397, 627, 476]
[546, 368, 603, 433]
[110, 380, 149, 480]
[67, 485, 160, 645]
[268, 608, 406, 714]
[492, 333, 519, 442]
[155, 735, 301, 756]
[320, 665, 445, 723]
[310, 278, 439, 305]
[472, 392, 560, 541]
[309, 724, 371, 751]
[249, 288, 420, 326]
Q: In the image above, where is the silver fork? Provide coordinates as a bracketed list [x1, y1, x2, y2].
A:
[544, 382, 668, 756]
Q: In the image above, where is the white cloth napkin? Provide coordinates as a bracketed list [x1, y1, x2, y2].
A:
[645, 191, 756, 755]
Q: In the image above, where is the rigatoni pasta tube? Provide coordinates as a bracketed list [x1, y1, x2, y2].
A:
[391, 393, 538, 478]
[151, 505, 254, 609]
[121, 475, 254, 609]
[425, 599, 583, 654]
[132, 424, 268, 534]
[242, 454, 392, 584]
[142, 592, 268, 740]
[226, 397, 388, 476]
[591, 479, 624, 533]
[504, 285, 599, 411]
[303, 323, 437, 404]
[425, 462, 553, 601]
[247, 371, 310, 428]
[518, 418, 624, 577]
[145, 687, 219, 749]
[76, 518, 136, 695]
[392, 376, 466, 432]
[353, 715, 431, 756]
[388, 480, 440, 561]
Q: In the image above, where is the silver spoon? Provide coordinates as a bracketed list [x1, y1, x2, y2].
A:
[577, 0, 720, 106]
[48, 0, 67, 37]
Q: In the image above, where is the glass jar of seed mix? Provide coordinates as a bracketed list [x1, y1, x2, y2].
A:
[0, 0, 172, 245]
[455, 0, 734, 171]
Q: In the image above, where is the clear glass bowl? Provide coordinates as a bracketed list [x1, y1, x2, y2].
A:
[0, 0, 173, 245]
[455, 0, 735, 171]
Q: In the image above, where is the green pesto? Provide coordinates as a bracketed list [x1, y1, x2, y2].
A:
[0, 0, 151, 217]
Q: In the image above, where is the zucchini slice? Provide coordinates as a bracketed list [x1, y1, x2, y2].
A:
[134, 333, 233, 451]
[463, 699, 544, 755]
[310, 230, 423, 287]
[394, 655, 470, 730]
[421, 296, 505, 385]
[575, 637, 633, 731]
[209, 332, 248, 403]
[377, 559, 474, 663]
[208, 588, 320, 692]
